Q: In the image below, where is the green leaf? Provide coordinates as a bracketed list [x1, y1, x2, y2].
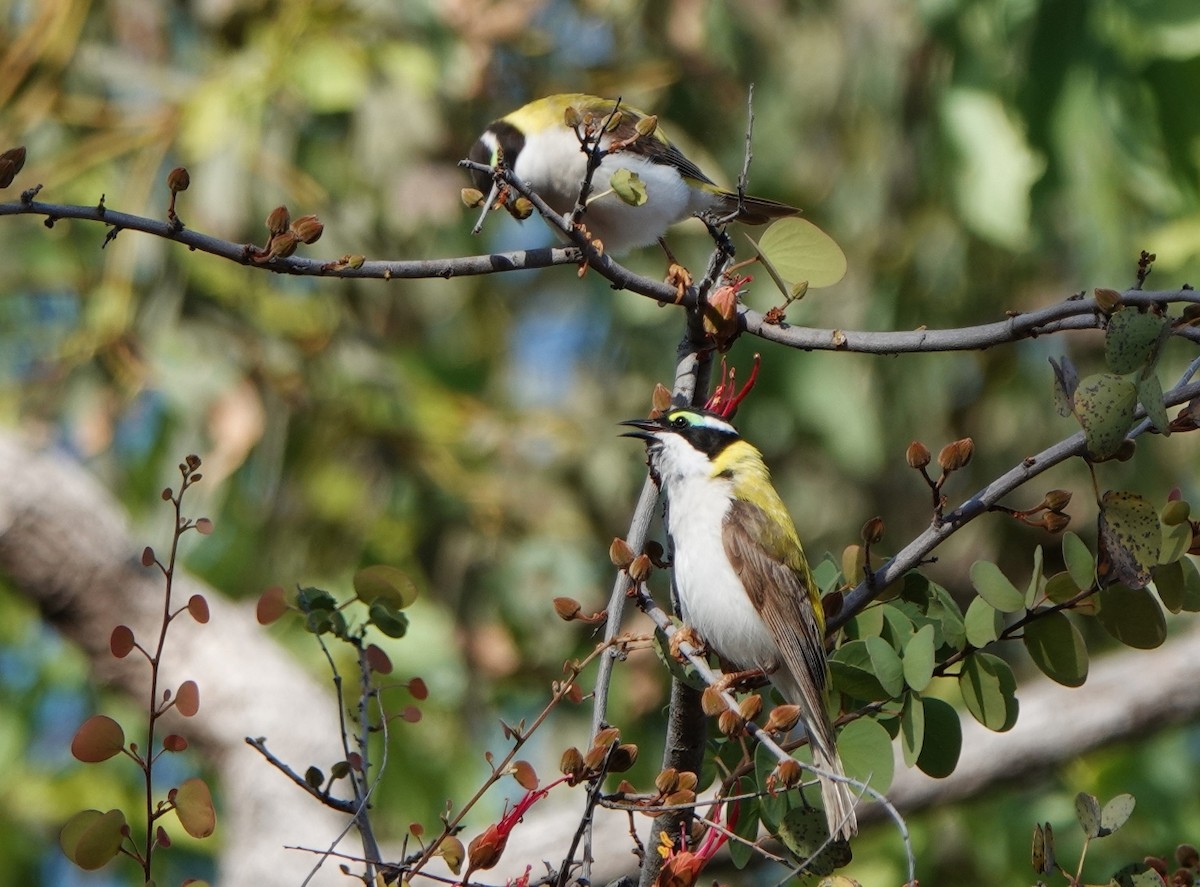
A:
[354, 565, 419, 609]
[901, 624, 936, 692]
[1104, 307, 1167, 374]
[958, 652, 1019, 731]
[916, 696, 962, 778]
[1062, 532, 1096, 591]
[1096, 585, 1166, 649]
[829, 640, 890, 702]
[1101, 793, 1136, 835]
[746, 217, 848, 289]
[1022, 610, 1088, 687]
[775, 806, 852, 874]
[368, 600, 409, 638]
[61, 809, 127, 870]
[1050, 355, 1079, 417]
[728, 794, 759, 869]
[969, 561, 1026, 613]
[864, 635, 905, 698]
[900, 693, 926, 767]
[1180, 557, 1200, 612]
[296, 586, 337, 613]
[1025, 545, 1045, 609]
[1153, 560, 1185, 613]
[1074, 373, 1138, 459]
[1044, 571, 1080, 605]
[846, 606, 884, 640]
[1099, 491, 1163, 589]
[1160, 521, 1192, 565]
[964, 597, 1002, 648]
[1076, 791, 1102, 838]
[838, 715, 895, 794]
[880, 604, 915, 648]
[609, 168, 647, 206]
[174, 777, 217, 839]
[1136, 369, 1170, 436]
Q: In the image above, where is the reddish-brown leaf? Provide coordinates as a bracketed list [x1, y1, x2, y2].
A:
[109, 625, 135, 659]
[175, 680, 200, 717]
[187, 594, 210, 624]
[256, 585, 288, 625]
[71, 715, 126, 763]
[365, 644, 393, 675]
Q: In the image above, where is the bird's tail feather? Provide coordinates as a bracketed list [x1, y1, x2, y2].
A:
[714, 191, 802, 226]
[778, 673, 858, 841]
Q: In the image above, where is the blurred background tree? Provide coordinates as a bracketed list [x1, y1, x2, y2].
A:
[2, 0, 1199, 884]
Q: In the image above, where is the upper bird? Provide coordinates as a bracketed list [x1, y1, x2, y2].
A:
[467, 93, 800, 255]
[623, 406, 857, 842]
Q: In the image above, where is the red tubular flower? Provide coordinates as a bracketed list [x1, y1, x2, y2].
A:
[462, 778, 568, 884]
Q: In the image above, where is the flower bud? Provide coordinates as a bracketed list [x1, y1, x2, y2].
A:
[609, 537, 635, 569]
[1043, 489, 1073, 512]
[553, 596, 582, 621]
[655, 768, 680, 795]
[738, 694, 763, 721]
[267, 230, 299, 258]
[651, 383, 673, 413]
[774, 758, 803, 788]
[166, 166, 190, 193]
[563, 105, 582, 129]
[861, 516, 885, 545]
[906, 440, 931, 469]
[466, 824, 506, 873]
[635, 115, 658, 138]
[701, 685, 726, 717]
[1162, 499, 1191, 527]
[560, 746, 584, 780]
[608, 743, 638, 772]
[1093, 287, 1121, 312]
[629, 553, 652, 582]
[265, 205, 290, 235]
[510, 197, 534, 220]
[717, 709, 744, 736]
[938, 437, 974, 472]
[290, 214, 324, 244]
[764, 704, 801, 734]
[461, 187, 485, 208]
[1041, 512, 1071, 533]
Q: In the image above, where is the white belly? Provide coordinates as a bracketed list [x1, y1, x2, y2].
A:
[513, 129, 719, 254]
[665, 476, 779, 672]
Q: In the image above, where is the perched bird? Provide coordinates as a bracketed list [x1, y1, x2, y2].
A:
[468, 93, 800, 255]
[623, 407, 857, 841]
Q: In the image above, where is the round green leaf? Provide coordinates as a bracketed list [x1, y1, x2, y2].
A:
[958, 652, 1019, 732]
[900, 693, 926, 767]
[1160, 521, 1192, 565]
[1022, 610, 1088, 687]
[1152, 560, 1185, 613]
[1104, 308, 1166, 375]
[969, 561, 1026, 613]
[353, 565, 418, 609]
[847, 606, 884, 640]
[776, 806, 852, 874]
[930, 583, 967, 651]
[901, 623, 936, 692]
[964, 597, 1003, 648]
[1044, 570, 1081, 605]
[1076, 791, 1102, 838]
[1099, 491, 1162, 590]
[829, 640, 890, 702]
[1101, 793, 1136, 835]
[916, 696, 962, 778]
[368, 600, 409, 638]
[61, 808, 127, 870]
[174, 777, 216, 839]
[1136, 370, 1170, 435]
[880, 604, 915, 648]
[747, 217, 848, 289]
[837, 715, 894, 794]
[864, 635, 905, 698]
[729, 794, 760, 869]
[1074, 373, 1138, 459]
[609, 168, 647, 206]
[1180, 557, 1200, 612]
[1062, 532, 1096, 591]
[1025, 544, 1046, 609]
[1096, 585, 1166, 649]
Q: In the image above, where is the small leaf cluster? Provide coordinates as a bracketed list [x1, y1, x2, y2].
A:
[60, 455, 215, 884]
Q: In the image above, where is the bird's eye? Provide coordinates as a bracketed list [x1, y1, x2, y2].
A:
[671, 415, 689, 429]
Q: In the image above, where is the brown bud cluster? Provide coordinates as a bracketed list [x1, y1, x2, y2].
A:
[938, 437, 974, 473]
[253, 205, 324, 263]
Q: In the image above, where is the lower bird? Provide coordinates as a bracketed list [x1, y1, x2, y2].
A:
[623, 406, 857, 841]
[468, 93, 799, 255]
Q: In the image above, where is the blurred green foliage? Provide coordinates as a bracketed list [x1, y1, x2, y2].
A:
[3, 0, 1200, 884]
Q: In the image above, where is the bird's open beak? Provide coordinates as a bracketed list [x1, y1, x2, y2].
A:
[619, 418, 660, 441]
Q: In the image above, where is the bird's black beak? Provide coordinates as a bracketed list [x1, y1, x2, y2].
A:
[619, 418, 660, 441]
